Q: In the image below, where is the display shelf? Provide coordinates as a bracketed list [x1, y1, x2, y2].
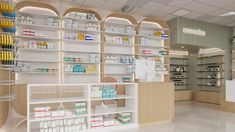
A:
[139, 44, 168, 49]
[64, 72, 98, 75]
[62, 39, 101, 44]
[102, 52, 134, 56]
[91, 107, 136, 116]
[197, 62, 224, 66]
[63, 50, 99, 54]
[103, 63, 134, 65]
[104, 31, 136, 37]
[29, 114, 88, 123]
[15, 35, 60, 41]
[62, 27, 101, 34]
[17, 60, 60, 63]
[140, 26, 168, 31]
[139, 35, 167, 41]
[197, 78, 224, 79]
[30, 97, 88, 105]
[91, 95, 135, 101]
[63, 16, 101, 23]
[18, 48, 59, 52]
[104, 42, 136, 47]
[15, 72, 58, 75]
[15, 23, 61, 31]
[197, 50, 224, 92]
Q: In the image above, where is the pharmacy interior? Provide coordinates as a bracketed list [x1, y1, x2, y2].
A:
[0, 1, 174, 132]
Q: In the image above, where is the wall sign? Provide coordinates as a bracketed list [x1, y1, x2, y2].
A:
[183, 27, 206, 37]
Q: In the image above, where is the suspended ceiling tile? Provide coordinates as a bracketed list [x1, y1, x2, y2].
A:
[151, 0, 174, 4]
[102, 2, 123, 11]
[183, 12, 204, 19]
[197, 4, 218, 13]
[173, 9, 190, 16]
[158, 5, 178, 13]
[196, 14, 215, 21]
[106, 0, 129, 4]
[207, 9, 230, 16]
[168, 0, 193, 8]
[133, 8, 154, 17]
[83, 0, 106, 8]
[198, 0, 235, 8]
[141, 1, 163, 10]
[183, 1, 207, 11]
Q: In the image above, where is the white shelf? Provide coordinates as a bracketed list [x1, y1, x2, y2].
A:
[140, 35, 165, 40]
[140, 44, 168, 48]
[103, 63, 134, 65]
[91, 95, 135, 101]
[18, 48, 59, 52]
[62, 27, 100, 34]
[138, 54, 164, 57]
[17, 60, 60, 63]
[104, 31, 136, 37]
[15, 72, 58, 75]
[91, 107, 136, 116]
[63, 50, 99, 54]
[16, 23, 60, 31]
[103, 52, 134, 56]
[62, 39, 101, 44]
[64, 62, 99, 64]
[63, 16, 101, 23]
[64, 72, 98, 75]
[104, 42, 135, 47]
[30, 97, 87, 104]
[104, 73, 134, 75]
[15, 35, 60, 41]
[140, 26, 169, 31]
[30, 114, 88, 123]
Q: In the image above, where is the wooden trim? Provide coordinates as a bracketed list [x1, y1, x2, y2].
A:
[63, 7, 102, 20]
[139, 120, 172, 128]
[15, 1, 60, 16]
[105, 13, 137, 25]
[12, 84, 27, 116]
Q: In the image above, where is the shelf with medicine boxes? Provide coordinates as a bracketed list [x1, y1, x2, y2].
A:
[136, 19, 170, 82]
[0, 2, 16, 90]
[26, 83, 138, 132]
[170, 53, 189, 91]
[197, 49, 225, 92]
[102, 16, 136, 83]
[14, 11, 61, 84]
[62, 10, 101, 84]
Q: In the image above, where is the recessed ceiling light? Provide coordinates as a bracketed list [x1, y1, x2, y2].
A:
[181, 46, 185, 49]
[220, 11, 235, 17]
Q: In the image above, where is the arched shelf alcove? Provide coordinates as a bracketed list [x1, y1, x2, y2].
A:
[62, 7, 102, 84]
[138, 17, 170, 82]
[102, 13, 137, 83]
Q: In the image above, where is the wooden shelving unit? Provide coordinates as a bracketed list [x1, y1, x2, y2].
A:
[101, 14, 136, 83]
[15, 10, 61, 84]
[170, 55, 189, 91]
[197, 50, 225, 92]
[136, 19, 170, 82]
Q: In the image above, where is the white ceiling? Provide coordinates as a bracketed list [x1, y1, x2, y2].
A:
[78, 0, 235, 27]
[15, 0, 235, 26]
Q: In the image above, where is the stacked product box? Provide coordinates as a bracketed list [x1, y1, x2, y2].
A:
[74, 102, 87, 116]
[117, 113, 131, 125]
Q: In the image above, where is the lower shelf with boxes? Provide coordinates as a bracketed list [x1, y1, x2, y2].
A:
[26, 83, 138, 132]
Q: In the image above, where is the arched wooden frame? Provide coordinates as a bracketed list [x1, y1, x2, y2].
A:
[15, 0, 60, 16]
[63, 7, 102, 21]
[104, 13, 137, 25]
[139, 17, 171, 82]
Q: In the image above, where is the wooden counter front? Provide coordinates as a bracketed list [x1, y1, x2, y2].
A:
[138, 82, 174, 126]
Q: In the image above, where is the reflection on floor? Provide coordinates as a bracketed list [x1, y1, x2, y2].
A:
[115, 101, 235, 132]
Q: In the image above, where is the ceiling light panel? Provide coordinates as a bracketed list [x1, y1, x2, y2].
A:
[173, 9, 190, 16]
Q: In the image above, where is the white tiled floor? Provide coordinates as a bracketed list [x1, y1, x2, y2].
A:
[115, 101, 235, 132]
